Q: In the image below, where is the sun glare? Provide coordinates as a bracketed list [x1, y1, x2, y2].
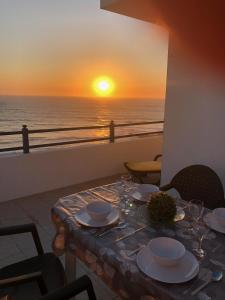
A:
[92, 76, 115, 97]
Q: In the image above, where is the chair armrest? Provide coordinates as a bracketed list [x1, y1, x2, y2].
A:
[154, 154, 162, 161]
[0, 271, 47, 295]
[0, 295, 12, 300]
[0, 223, 44, 256]
[159, 183, 173, 191]
[0, 271, 42, 288]
[0, 272, 47, 291]
[39, 275, 97, 300]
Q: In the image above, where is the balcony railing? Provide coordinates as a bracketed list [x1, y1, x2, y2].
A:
[0, 120, 164, 154]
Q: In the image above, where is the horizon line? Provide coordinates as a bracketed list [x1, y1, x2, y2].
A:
[0, 94, 165, 100]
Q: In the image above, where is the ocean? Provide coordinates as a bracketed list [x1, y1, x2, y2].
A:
[0, 96, 164, 151]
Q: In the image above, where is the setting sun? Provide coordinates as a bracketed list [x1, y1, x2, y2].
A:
[92, 76, 115, 97]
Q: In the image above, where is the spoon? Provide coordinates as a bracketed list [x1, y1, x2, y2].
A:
[96, 221, 128, 237]
[192, 270, 223, 296]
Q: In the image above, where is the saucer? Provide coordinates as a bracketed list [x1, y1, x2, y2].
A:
[137, 246, 199, 283]
[204, 213, 225, 234]
[75, 207, 119, 227]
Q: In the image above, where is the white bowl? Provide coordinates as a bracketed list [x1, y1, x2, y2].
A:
[138, 184, 159, 195]
[213, 208, 225, 227]
[86, 201, 112, 221]
[132, 184, 159, 201]
[148, 237, 186, 267]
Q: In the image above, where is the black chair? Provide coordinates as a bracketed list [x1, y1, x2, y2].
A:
[39, 277, 96, 300]
[1, 275, 96, 300]
[0, 223, 97, 300]
[160, 164, 225, 209]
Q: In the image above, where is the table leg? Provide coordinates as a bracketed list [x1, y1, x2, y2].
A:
[65, 250, 77, 282]
[65, 250, 77, 300]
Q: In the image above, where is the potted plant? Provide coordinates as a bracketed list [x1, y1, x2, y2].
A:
[147, 192, 177, 226]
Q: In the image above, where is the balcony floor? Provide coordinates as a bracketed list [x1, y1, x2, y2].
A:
[0, 175, 121, 300]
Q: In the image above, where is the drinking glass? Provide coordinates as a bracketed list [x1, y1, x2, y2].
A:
[119, 174, 135, 215]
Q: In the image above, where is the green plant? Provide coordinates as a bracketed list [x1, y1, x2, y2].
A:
[147, 192, 177, 226]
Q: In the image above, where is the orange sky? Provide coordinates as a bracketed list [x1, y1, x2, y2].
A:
[0, 0, 168, 99]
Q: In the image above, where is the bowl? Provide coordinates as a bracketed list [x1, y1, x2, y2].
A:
[138, 184, 159, 195]
[213, 208, 225, 227]
[86, 201, 112, 221]
[148, 237, 186, 267]
[132, 184, 159, 201]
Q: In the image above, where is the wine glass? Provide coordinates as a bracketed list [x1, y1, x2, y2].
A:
[188, 199, 204, 224]
[192, 221, 210, 258]
[120, 174, 132, 189]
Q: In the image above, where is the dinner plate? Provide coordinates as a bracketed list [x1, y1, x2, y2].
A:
[132, 184, 159, 202]
[137, 246, 199, 283]
[204, 212, 225, 234]
[75, 207, 119, 227]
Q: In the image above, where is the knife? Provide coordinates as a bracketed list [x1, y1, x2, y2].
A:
[183, 268, 208, 295]
[210, 259, 225, 270]
[127, 245, 145, 257]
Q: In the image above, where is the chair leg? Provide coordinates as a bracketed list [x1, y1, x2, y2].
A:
[37, 277, 48, 295]
[65, 250, 77, 283]
[86, 281, 97, 300]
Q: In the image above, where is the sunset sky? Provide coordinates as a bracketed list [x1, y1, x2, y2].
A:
[0, 0, 168, 99]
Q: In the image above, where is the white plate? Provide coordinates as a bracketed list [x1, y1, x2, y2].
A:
[204, 212, 225, 234]
[137, 246, 199, 283]
[132, 184, 159, 202]
[75, 207, 119, 227]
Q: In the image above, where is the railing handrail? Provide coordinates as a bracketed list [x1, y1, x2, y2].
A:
[0, 120, 164, 154]
[0, 130, 22, 136]
[114, 120, 164, 127]
[0, 120, 163, 135]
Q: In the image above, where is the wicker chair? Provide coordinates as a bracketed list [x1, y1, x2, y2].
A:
[0, 223, 97, 300]
[124, 154, 162, 184]
[160, 164, 225, 209]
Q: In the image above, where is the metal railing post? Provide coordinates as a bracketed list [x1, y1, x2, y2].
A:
[109, 120, 115, 143]
[22, 125, 30, 153]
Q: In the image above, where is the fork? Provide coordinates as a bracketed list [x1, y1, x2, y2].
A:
[95, 221, 128, 237]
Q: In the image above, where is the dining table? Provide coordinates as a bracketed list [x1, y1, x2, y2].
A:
[51, 182, 225, 300]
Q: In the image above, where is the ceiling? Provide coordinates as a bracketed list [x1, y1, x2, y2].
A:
[101, 0, 225, 76]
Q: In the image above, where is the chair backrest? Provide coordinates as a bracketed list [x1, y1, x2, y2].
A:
[171, 164, 225, 209]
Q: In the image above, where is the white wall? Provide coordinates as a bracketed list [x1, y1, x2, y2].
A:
[100, 0, 225, 189]
[161, 41, 225, 187]
[0, 136, 162, 202]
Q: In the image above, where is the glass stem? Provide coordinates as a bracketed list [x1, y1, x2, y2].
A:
[198, 236, 204, 251]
